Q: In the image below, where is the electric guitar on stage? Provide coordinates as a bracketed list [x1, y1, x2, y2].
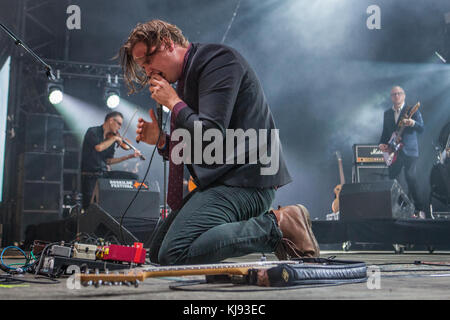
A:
[331, 151, 345, 213]
[76, 258, 367, 288]
[77, 260, 299, 287]
[383, 102, 421, 167]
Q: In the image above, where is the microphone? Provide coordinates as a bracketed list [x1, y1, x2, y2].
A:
[156, 103, 163, 131]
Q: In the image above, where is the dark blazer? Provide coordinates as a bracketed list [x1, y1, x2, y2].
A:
[379, 104, 424, 157]
[164, 43, 292, 190]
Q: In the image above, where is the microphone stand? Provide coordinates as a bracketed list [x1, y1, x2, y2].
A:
[0, 21, 56, 80]
[157, 104, 168, 219]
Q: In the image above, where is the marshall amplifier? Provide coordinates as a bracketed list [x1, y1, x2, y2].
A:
[353, 144, 385, 165]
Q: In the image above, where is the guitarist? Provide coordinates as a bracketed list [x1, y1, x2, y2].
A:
[378, 86, 425, 218]
[437, 120, 450, 200]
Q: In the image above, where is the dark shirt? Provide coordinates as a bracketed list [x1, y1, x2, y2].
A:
[159, 43, 292, 190]
[81, 125, 115, 173]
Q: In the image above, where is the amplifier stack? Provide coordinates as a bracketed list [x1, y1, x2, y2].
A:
[352, 144, 388, 183]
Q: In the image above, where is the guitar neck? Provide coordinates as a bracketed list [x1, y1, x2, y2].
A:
[397, 102, 420, 136]
[140, 261, 297, 278]
[79, 261, 298, 284]
[338, 159, 345, 184]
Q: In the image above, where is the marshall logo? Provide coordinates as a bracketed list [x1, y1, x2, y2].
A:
[370, 148, 383, 155]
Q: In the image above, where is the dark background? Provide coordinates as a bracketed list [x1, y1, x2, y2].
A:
[1, 0, 450, 243]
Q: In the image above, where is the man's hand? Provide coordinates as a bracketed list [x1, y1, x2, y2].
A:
[148, 74, 182, 111]
[136, 108, 164, 146]
[114, 135, 123, 145]
[401, 119, 415, 127]
[379, 144, 389, 152]
[132, 150, 142, 158]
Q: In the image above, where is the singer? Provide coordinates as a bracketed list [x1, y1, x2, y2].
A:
[118, 19, 319, 265]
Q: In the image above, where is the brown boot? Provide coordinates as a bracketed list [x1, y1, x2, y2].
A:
[272, 204, 320, 260]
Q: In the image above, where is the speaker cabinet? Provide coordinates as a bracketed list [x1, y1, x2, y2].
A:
[355, 165, 389, 183]
[92, 178, 160, 220]
[24, 152, 63, 182]
[22, 212, 67, 246]
[339, 180, 415, 221]
[21, 152, 63, 212]
[87, 178, 161, 245]
[23, 182, 61, 211]
[79, 203, 140, 245]
[25, 113, 64, 152]
[16, 152, 63, 241]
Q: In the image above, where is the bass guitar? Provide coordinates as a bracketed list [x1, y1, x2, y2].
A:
[383, 102, 420, 166]
[331, 151, 345, 213]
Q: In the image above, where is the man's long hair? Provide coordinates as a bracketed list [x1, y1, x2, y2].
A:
[118, 19, 189, 94]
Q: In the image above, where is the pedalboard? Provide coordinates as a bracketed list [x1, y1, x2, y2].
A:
[34, 241, 147, 277]
[40, 256, 131, 276]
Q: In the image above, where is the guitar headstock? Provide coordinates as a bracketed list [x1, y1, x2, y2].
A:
[78, 271, 144, 288]
[408, 102, 421, 117]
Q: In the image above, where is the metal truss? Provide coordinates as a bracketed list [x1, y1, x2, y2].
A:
[44, 59, 123, 81]
[20, 0, 69, 59]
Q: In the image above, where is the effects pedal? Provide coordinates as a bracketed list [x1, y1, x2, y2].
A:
[97, 242, 146, 264]
[73, 243, 97, 260]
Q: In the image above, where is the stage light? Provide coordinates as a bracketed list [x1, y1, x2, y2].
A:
[47, 70, 64, 105]
[106, 92, 120, 109]
[49, 87, 63, 104]
[104, 74, 120, 109]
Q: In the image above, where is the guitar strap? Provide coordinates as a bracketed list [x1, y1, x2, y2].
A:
[249, 257, 367, 287]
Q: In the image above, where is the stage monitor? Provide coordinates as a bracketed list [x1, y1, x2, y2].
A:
[0, 56, 11, 203]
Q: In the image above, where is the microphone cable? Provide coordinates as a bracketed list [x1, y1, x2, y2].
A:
[118, 106, 169, 245]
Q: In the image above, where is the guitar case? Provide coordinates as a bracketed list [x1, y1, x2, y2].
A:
[250, 257, 367, 287]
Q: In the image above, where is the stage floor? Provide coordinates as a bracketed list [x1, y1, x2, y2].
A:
[1, 251, 450, 303]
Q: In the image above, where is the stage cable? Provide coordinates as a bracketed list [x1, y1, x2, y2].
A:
[118, 108, 169, 245]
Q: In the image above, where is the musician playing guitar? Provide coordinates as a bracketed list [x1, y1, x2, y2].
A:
[378, 86, 425, 218]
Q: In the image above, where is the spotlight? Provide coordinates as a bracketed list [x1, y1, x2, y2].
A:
[106, 92, 120, 109]
[104, 74, 120, 109]
[47, 70, 64, 105]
